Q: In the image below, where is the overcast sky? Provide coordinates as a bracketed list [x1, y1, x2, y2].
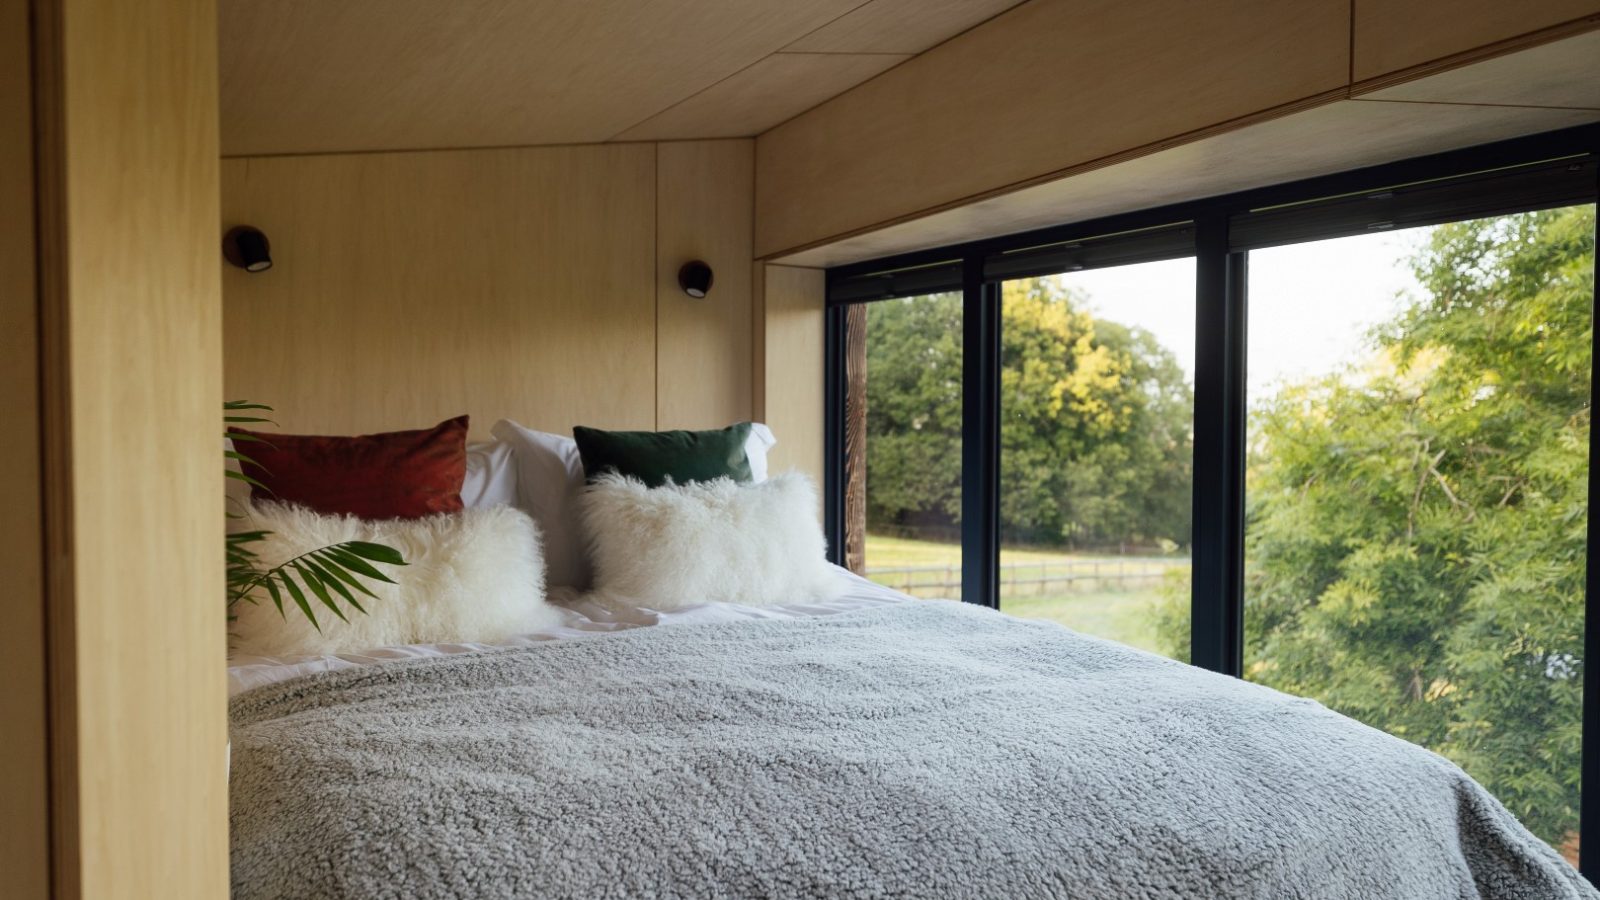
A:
[1048, 228, 1427, 401]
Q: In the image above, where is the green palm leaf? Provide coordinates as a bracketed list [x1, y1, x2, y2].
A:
[223, 401, 404, 631]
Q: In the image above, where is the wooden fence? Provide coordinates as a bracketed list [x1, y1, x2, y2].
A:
[866, 557, 1190, 599]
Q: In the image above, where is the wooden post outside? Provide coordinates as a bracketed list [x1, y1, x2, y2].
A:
[842, 302, 868, 574]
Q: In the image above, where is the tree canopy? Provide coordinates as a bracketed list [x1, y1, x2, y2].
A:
[862, 292, 964, 535]
[1158, 205, 1595, 846]
[864, 280, 1193, 548]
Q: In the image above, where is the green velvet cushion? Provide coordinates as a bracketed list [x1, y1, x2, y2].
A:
[572, 423, 753, 488]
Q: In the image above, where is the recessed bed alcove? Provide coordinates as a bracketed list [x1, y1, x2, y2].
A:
[4, 1, 1600, 897]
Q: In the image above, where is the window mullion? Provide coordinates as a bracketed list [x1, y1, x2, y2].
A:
[1190, 215, 1246, 675]
[961, 257, 1001, 609]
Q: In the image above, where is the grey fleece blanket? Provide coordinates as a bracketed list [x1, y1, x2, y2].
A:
[230, 600, 1596, 900]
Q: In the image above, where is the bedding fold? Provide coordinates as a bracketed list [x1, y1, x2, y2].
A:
[230, 601, 1595, 900]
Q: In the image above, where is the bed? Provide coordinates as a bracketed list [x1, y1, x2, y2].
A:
[228, 569, 1595, 900]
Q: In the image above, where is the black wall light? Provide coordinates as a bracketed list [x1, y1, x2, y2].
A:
[223, 226, 273, 273]
[677, 260, 713, 298]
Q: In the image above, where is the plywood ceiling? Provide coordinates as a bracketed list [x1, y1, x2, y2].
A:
[615, 53, 911, 142]
[218, 0, 1029, 156]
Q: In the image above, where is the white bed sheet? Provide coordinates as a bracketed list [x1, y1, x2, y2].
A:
[227, 566, 912, 697]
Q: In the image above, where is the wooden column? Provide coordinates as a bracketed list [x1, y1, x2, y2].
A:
[0, 0, 49, 895]
[31, 0, 229, 896]
[842, 302, 868, 574]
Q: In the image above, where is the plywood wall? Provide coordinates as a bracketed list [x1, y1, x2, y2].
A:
[223, 140, 756, 439]
[755, 0, 1350, 258]
[754, 0, 1600, 260]
[656, 141, 755, 429]
[0, 0, 48, 895]
[32, 0, 229, 896]
[1353, 0, 1600, 81]
[755, 264, 825, 489]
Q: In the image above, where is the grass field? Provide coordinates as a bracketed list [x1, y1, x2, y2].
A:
[863, 533, 1185, 654]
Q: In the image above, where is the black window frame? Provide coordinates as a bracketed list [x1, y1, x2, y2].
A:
[825, 122, 1600, 878]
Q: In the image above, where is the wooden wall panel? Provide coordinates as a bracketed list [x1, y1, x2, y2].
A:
[754, 0, 1349, 258]
[656, 141, 755, 429]
[775, 96, 1600, 268]
[0, 0, 48, 895]
[34, 0, 229, 896]
[1352, 0, 1600, 82]
[1358, 28, 1600, 109]
[222, 145, 658, 438]
[756, 265, 826, 493]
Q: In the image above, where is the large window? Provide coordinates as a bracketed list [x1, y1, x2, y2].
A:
[1244, 209, 1594, 864]
[998, 261, 1194, 656]
[826, 124, 1599, 877]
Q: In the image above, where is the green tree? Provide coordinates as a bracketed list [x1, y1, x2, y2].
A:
[863, 281, 1193, 548]
[1157, 205, 1595, 846]
[863, 293, 965, 534]
[999, 279, 1191, 547]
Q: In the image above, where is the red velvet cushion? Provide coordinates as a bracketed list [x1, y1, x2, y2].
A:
[231, 416, 469, 520]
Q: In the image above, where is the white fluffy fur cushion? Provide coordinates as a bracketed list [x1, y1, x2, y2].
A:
[579, 472, 844, 611]
[230, 503, 561, 658]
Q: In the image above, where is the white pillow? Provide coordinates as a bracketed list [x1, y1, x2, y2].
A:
[579, 471, 843, 612]
[229, 503, 560, 658]
[224, 438, 251, 513]
[491, 419, 590, 588]
[491, 419, 781, 589]
[746, 423, 777, 481]
[461, 440, 518, 509]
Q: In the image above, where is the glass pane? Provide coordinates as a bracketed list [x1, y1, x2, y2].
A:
[1244, 206, 1595, 865]
[998, 261, 1196, 657]
[861, 292, 963, 601]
